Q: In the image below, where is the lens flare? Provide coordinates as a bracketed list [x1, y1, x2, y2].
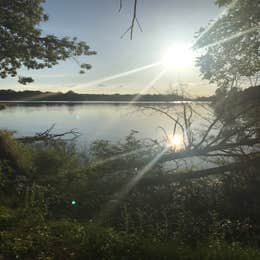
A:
[74, 62, 161, 91]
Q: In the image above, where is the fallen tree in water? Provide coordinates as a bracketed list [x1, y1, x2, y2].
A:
[139, 157, 260, 186]
[17, 123, 81, 144]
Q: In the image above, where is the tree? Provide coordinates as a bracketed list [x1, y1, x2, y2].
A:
[0, 0, 96, 84]
[194, 0, 260, 92]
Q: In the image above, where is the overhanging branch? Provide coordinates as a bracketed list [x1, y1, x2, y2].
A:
[139, 157, 260, 186]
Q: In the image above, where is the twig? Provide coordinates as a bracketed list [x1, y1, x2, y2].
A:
[118, 0, 123, 12]
[17, 125, 81, 143]
[120, 0, 142, 40]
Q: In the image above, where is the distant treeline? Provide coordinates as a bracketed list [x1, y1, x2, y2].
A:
[0, 89, 214, 102]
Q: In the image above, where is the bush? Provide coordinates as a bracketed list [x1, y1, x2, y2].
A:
[1, 132, 260, 258]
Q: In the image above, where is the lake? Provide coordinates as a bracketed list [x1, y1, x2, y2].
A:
[0, 102, 211, 147]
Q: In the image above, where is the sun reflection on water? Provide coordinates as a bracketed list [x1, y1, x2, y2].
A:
[167, 134, 183, 150]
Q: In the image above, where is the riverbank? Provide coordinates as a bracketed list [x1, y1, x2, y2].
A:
[1, 130, 260, 259]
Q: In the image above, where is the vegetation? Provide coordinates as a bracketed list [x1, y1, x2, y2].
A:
[0, 128, 260, 259]
[0, 0, 96, 84]
[195, 0, 260, 92]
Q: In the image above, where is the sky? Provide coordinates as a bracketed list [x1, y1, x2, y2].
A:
[1, 0, 223, 96]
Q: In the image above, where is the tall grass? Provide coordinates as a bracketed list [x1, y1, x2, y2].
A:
[0, 131, 260, 259]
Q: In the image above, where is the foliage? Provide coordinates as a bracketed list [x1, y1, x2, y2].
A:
[0, 130, 32, 174]
[0, 0, 96, 84]
[195, 0, 260, 90]
[210, 85, 260, 148]
[0, 131, 260, 258]
[0, 104, 5, 110]
[1, 208, 260, 259]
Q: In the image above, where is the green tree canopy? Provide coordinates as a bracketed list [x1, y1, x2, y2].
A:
[0, 0, 96, 84]
[194, 0, 260, 92]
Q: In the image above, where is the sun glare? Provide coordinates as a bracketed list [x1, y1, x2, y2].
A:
[168, 134, 183, 150]
[161, 43, 194, 70]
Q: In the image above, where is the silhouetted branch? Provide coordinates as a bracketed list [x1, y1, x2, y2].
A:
[17, 124, 81, 143]
[139, 157, 260, 186]
[159, 138, 260, 163]
[145, 106, 187, 147]
[140, 101, 259, 171]
[120, 0, 142, 40]
[118, 0, 123, 12]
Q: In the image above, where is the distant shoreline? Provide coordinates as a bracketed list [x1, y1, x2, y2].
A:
[0, 89, 214, 102]
[0, 100, 211, 105]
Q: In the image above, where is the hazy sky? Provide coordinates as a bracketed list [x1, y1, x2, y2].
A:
[1, 0, 223, 96]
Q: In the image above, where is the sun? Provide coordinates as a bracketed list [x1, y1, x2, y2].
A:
[161, 43, 194, 70]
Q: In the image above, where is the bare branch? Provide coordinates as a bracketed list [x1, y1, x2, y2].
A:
[159, 138, 260, 164]
[139, 157, 260, 186]
[118, 0, 123, 12]
[145, 106, 187, 147]
[120, 0, 142, 40]
[17, 125, 81, 143]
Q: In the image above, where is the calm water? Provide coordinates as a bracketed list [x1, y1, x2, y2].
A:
[0, 102, 211, 147]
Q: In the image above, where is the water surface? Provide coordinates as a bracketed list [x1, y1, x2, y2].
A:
[0, 102, 210, 147]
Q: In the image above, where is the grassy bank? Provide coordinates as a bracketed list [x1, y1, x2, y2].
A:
[1, 131, 260, 259]
[1, 210, 260, 259]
